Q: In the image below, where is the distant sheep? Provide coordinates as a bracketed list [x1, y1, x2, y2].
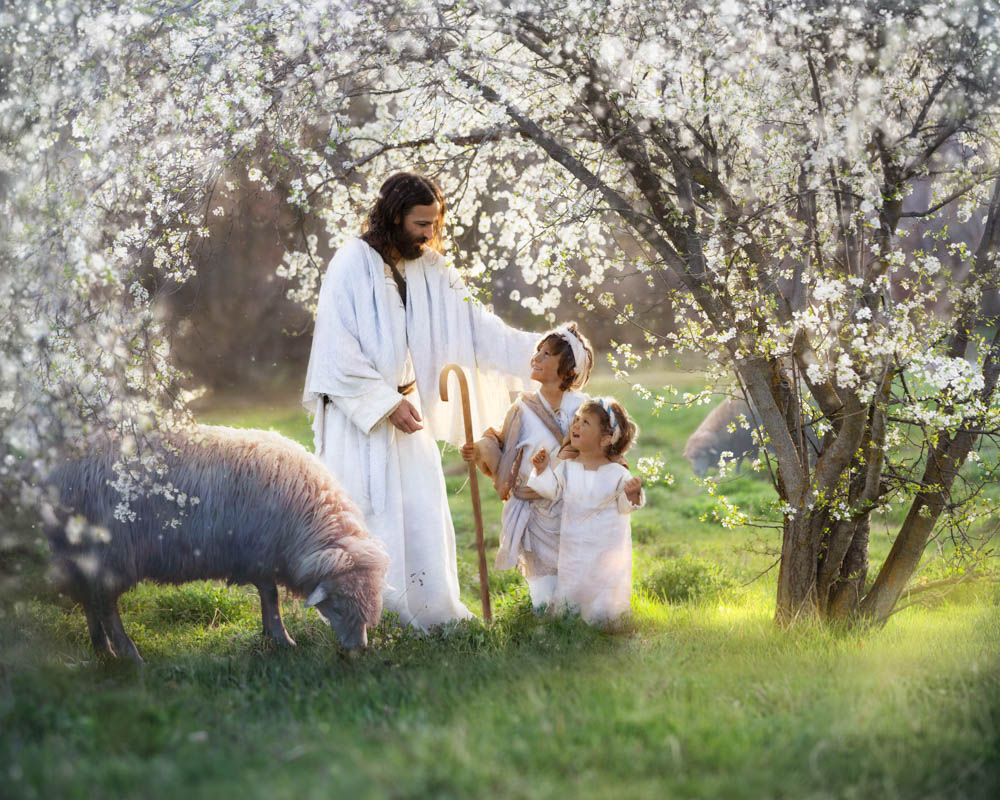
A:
[683, 398, 762, 477]
[45, 425, 388, 662]
[684, 397, 819, 476]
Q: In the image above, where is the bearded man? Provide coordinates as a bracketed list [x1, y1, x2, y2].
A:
[303, 172, 537, 630]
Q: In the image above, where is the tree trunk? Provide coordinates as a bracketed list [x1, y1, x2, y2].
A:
[828, 516, 870, 619]
[776, 506, 873, 624]
[860, 433, 974, 623]
[775, 511, 821, 623]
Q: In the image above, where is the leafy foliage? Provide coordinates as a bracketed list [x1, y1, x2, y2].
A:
[640, 555, 737, 603]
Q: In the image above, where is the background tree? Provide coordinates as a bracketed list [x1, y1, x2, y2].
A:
[3, 0, 998, 623]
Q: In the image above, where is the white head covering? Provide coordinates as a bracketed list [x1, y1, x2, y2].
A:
[549, 324, 592, 389]
[596, 396, 623, 444]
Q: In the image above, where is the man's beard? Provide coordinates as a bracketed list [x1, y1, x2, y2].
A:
[393, 227, 428, 260]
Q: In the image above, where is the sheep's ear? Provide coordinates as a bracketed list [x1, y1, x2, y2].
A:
[305, 585, 328, 607]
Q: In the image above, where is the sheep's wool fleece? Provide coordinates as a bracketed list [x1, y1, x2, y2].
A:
[303, 238, 537, 629]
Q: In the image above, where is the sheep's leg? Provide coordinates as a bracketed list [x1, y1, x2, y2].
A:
[83, 603, 115, 658]
[255, 581, 296, 647]
[104, 597, 144, 664]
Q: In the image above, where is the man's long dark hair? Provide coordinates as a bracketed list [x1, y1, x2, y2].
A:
[361, 172, 446, 264]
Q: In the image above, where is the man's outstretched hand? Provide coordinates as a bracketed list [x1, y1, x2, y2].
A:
[389, 399, 423, 434]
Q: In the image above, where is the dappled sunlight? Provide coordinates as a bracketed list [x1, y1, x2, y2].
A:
[631, 590, 770, 639]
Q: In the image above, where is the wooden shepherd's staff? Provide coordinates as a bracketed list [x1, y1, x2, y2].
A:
[439, 363, 493, 624]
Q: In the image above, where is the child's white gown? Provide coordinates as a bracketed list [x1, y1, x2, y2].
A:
[527, 460, 643, 624]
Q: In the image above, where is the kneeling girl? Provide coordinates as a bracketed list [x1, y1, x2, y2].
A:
[462, 324, 594, 608]
[528, 398, 643, 626]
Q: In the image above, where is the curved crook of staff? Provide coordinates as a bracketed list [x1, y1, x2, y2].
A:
[439, 363, 493, 624]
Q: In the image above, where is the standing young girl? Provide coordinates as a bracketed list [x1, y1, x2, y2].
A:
[461, 323, 594, 609]
[528, 398, 643, 626]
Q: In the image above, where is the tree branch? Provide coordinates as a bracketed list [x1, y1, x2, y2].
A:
[451, 68, 730, 330]
[899, 172, 1000, 218]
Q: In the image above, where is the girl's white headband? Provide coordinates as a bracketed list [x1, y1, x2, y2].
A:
[551, 324, 589, 387]
[596, 397, 623, 444]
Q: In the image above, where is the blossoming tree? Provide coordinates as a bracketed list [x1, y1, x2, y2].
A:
[4, 0, 998, 623]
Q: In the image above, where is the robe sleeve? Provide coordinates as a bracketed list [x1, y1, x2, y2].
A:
[407, 252, 539, 446]
[331, 388, 403, 435]
[473, 401, 520, 479]
[526, 462, 562, 501]
[472, 435, 501, 480]
[443, 263, 537, 382]
[302, 239, 402, 434]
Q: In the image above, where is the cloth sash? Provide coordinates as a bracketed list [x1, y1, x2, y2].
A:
[475, 392, 570, 501]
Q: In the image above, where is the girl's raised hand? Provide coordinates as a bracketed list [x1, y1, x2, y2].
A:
[624, 476, 643, 505]
[532, 447, 549, 473]
[460, 442, 476, 462]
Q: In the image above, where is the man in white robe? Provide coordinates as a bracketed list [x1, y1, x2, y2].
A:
[303, 172, 537, 630]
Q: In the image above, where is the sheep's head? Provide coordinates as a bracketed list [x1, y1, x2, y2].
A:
[305, 558, 386, 650]
[306, 581, 374, 650]
[302, 535, 388, 649]
[684, 449, 715, 477]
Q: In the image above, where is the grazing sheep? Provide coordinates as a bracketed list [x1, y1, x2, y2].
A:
[683, 398, 762, 477]
[44, 425, 388, 662]
[684, 397, 819, 476]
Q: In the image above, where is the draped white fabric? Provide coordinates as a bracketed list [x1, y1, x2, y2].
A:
[303, 237, 537, 514]
[302, 238, 538, 628]
[405, 249, 539, 448]
[494, 391, 587, 587]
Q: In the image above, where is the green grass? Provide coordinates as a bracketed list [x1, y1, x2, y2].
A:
[2, 371, 998, 799]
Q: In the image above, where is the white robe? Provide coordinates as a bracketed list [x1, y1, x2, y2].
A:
[303, 238, 537, 629]
[527, 460, 644, 625]
[496, 391, 587, 602]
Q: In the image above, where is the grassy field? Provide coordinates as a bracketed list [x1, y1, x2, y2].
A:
[1, 371, 998, 799]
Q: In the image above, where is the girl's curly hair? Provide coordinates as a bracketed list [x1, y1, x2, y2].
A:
[578, 397, 637, 460]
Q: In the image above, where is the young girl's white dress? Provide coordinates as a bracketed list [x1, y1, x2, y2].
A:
[527, 460, 643, 624]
